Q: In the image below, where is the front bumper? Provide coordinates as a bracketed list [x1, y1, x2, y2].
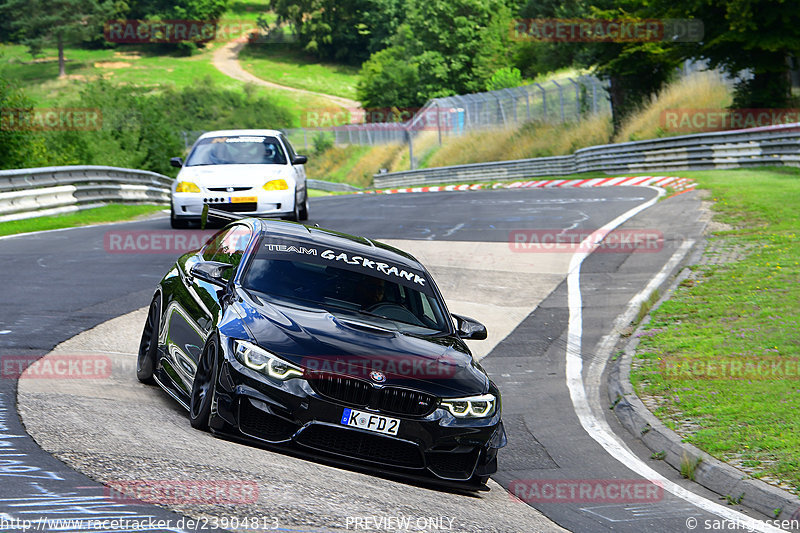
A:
[211, 346, 505, 483]
[172, 191, 296, 220]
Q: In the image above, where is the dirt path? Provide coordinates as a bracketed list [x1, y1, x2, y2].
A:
[212, 39, 361, 110]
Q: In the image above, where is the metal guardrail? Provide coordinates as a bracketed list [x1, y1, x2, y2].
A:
[0, 165, 359, 222]
[306, 179, 361, 192]
[373, 122, 800, 188]
[0, 166, 172, 223]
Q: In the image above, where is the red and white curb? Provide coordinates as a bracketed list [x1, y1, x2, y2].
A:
[362, 176, 696, 195]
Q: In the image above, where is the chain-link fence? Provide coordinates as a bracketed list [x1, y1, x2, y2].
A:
[284, 76, 609, 152]
[180, 76, 610, 165]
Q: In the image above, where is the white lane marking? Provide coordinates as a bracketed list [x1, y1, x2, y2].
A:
[0, 330, 10, 335]
[560, 210, 590, 234]
[565, 187, 785, 532]
[581, 502, 701, 522]
[442, 223, 465, 237]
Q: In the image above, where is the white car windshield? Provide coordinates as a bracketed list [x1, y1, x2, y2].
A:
[185, 135, 287, 166]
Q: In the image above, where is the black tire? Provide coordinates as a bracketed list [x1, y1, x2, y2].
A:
[136, 296, 161, 384]
[284, 199, 300, 221]
[170, 203, 191, 229]
[298, 193, 309, 221]
[189, 337, 218, 430]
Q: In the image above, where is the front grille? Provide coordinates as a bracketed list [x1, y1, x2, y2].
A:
[238, 400, 298, 442]
[208, 186, 252, 192]
[295, 424, 424, 468]
[216, 202, 258, 212]
[308, 373, 372, 406]
[377, 387, 437, 417]
[307, 373, 438, 417]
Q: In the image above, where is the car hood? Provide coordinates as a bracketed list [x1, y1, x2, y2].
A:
[177, 164, 294, 190]
[231, 290, 489, 398]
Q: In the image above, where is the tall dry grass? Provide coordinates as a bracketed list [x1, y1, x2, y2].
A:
[615, 71, 733, 142]
[425, 112, 613, 168]
[386, 131, 440, 172]
[308, 71, 734, 187]
[304, 145, 369, 184]
[305, 143, 404, 188]
[347, 143, 405, 186]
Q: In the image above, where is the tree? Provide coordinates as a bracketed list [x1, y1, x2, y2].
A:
[402, 0, 515, 95]
[515, 0, 681, 132]
[592, 41, 679, 132]
[648, 0, 800, 108]
[2, 0, 115, 78]
[126, 0, 230, 24]
[357, 45, 421, 108]
[357, 0, 517, 107]
[268, 0, 402, 64]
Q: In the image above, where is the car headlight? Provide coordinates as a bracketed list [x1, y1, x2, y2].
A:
[175, 181, 201, 193]
[263, 179, 289, 191]
[233, 340, 303, 380]
[440, 394, 496, 418]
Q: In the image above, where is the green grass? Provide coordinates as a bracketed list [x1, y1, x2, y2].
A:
[630, 167, 800, 493]
[0, 204, 166, 236]
[0, 40, 338, 123]
[238, 43, 360, 101]
[225, 0, 273, 21]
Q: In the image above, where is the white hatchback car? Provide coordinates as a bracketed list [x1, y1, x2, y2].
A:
[169, 129, 309, 228]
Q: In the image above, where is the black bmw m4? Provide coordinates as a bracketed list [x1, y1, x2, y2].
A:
[137, 216, 506, 489]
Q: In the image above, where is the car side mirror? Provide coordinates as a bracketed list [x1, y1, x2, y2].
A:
[452, 314, 488, 340]
[190, 261, 233, 286]
[170, 157, 183, 168]
[291, 155, 308, 165]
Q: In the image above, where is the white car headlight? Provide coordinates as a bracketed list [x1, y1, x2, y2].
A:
[440, 394, 496, 418]
[233, 340, 303, 380]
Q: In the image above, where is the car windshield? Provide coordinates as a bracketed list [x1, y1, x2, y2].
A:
[242, 242, 450, 335]
[185, 135, 287, 166]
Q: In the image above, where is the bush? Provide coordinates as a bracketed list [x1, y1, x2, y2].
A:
[486, 67, 523, 91]
[1, 77, 293, 174]
[312, 131, 334, 154]
[0, 76, 37, 169]
[174, 41, 197, 57]
[159, 76, 293, 133]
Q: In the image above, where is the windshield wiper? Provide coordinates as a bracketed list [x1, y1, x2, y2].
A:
[351, 308, 443, 334]
[352, 308, 395, 321]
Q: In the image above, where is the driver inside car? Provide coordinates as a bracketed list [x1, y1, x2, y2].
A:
[357, 277, 386, 309]
[238, 142, 264, 164]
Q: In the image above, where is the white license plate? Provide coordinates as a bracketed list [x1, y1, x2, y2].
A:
[341, 408, 400, 436]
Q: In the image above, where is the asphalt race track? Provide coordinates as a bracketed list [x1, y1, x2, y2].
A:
[1, 187, 781, 532]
